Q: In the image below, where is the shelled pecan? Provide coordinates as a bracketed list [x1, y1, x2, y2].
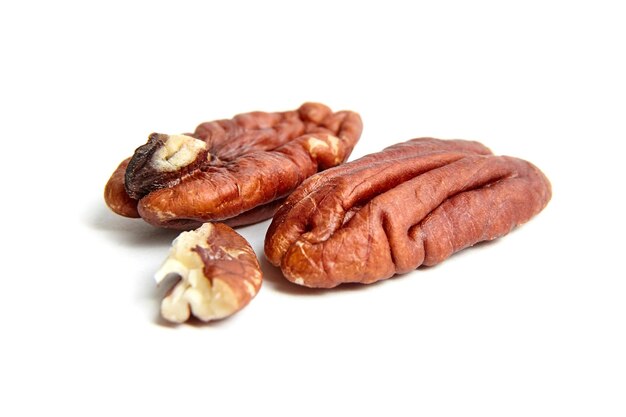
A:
[265, 138, 551, 288]
[104, 103, 362, 229]
[155, 223, 262, 323]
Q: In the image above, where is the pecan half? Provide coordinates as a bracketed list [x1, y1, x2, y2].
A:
[104, 103, 362, 229]
[155, 223, 262, 323]
[265, 138, 551, 288]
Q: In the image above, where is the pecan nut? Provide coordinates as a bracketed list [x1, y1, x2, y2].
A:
[103, 158, 139, 218]
[265, 138, 552, 288]
[104, 103, 362, 229]
[155, 223, 262, 323]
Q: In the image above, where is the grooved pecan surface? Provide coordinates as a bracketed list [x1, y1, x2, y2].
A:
[265, 138, 551, 288]
[104, 103, 362, 229]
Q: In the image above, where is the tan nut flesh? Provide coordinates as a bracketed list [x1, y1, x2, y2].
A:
[155, 223, 262, 323]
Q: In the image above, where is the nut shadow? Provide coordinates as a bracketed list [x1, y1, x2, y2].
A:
[259, 256, 325, 296]
[84, 199, 180, 247]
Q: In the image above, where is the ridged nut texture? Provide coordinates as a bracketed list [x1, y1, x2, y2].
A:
[265, 138, 552, 288]
[104, 103, 363, 229]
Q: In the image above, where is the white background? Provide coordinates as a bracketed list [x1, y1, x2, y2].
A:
[1, 1, 624, 415]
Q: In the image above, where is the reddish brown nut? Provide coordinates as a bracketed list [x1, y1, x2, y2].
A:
[104, 103, 362, 229]
[103, 158, 139, 218]
[265, 138, 552, 288]
[155, 223, 262, 323]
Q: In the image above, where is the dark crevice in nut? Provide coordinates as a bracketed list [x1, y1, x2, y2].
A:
[380, 212, 397, 270]
[125, 133, 210, 200]
[341, 205, 361, 226]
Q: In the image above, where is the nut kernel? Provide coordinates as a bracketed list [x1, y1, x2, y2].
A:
[155, 223, 262, 323]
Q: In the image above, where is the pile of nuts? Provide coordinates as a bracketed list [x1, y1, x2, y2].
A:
[104, 103, 551, 323]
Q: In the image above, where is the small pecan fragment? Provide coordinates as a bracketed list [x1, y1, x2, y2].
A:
[104, 103, 362, 229]
[155, 223, 262, 323]
[265, 138, 551, 288]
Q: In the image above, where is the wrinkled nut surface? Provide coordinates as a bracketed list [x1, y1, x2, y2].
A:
[265, 138, 552, 288]
[104, 103, 362, 229]
[155, 223, 262, 323]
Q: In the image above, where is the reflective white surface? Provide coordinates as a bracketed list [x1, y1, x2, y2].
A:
[1, 1, 624, 416]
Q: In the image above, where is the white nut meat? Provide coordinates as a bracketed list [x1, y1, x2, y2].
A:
[155, 223, 262, 323]
[151, 134, 207, 172]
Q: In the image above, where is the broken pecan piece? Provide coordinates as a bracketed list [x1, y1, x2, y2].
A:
[104, 103, 362, 229]
[155, 223, 262, 323]
[265, 138, 551, 288]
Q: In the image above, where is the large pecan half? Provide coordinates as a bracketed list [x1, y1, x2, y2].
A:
[155, 223, 262, 323]
[265, 138, 551, 288]
[104, 103, 362, 229]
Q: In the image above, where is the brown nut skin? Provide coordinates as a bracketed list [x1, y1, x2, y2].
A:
[265, 138, 552, 288]
[103, 158, 140, 218]
[155, 222, 262, 323]
[104, 103, 363, 229]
